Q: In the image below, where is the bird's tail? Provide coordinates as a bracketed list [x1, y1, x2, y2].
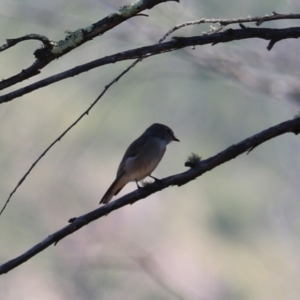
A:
[99, 173, 127, 204]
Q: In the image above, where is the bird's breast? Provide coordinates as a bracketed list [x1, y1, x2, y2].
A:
[124, 138, 166, 182]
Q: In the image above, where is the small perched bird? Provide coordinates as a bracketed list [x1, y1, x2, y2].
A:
[100, 123, 179, 204]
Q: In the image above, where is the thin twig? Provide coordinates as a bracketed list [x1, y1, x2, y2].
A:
[159, 12, 300, 43]
[0, 34, 53, 52]
[0, 59, 141, 216]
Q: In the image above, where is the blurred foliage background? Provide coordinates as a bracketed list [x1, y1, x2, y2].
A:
[1, 0, 300, 299]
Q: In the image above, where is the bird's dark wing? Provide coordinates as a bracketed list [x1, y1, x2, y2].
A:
[116, 134, 149, 177]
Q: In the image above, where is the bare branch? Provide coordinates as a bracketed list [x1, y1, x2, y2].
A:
[0, 34, 53, 52]
[1, 26, 300, 104]
[1, 116, 300, 275]
[159, 13, 300, 42]
[0, 0, 179, 91]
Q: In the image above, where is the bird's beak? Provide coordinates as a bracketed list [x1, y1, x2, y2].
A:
[173, 136, 180, 142]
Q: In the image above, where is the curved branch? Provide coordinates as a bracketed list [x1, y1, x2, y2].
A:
[0, 34, 53, 53]
[0, 0, 179, 91]
[1, 116, 300, 275]
[1, 26, 300, 104]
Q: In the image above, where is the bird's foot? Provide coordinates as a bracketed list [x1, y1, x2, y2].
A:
[135, 180, 143, 189]
[149, 175, 161, 182]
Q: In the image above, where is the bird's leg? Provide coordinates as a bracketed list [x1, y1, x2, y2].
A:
[149, 175, 161, 182]
[135, 180, 142, 189]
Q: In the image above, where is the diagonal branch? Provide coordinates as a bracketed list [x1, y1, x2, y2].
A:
[1, 26, 300, 104]
[159, 12, 300, 42]
[1, 116, 300, 275]
[0, 0, 179, 91]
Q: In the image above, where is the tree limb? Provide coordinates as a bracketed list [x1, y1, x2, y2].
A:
[1, 26, 299, 104]
[0, 34, 53, 52]
[159, 12, 300, 42]
[0, 0, 179, 91]
[1, 116, 300, 275]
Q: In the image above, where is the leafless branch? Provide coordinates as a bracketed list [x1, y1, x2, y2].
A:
[0, 34, 53, 52]
[1, 116, 300, 275]
[159, 12, 300, 42]
[1, 25, 300, 104]
[0, 0, 179, 91]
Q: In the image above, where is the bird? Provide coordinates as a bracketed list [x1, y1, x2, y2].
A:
[99, 123, 179, 204]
